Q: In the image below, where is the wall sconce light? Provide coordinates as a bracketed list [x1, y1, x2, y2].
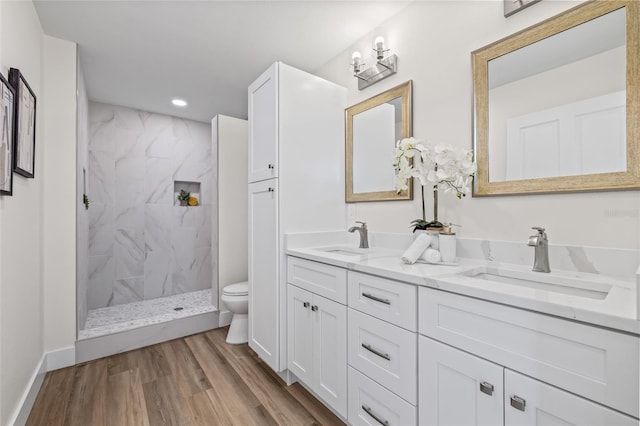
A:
[352, 35, 398, 90]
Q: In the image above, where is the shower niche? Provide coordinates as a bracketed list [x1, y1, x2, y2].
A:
[174, 180, 201, 206]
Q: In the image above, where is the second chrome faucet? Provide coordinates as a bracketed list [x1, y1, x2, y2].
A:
[527, 226, 550, 273]
[348, 221, 369, 249]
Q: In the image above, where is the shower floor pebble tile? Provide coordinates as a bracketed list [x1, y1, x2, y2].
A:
[79, 289, 216, 340]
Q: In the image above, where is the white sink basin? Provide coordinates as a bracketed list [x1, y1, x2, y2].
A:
[312, 246, 374, 257]
[462, 267, 612, 300]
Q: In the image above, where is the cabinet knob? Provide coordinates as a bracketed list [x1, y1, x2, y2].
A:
[268, 163, 274, 169]
[268, 187, 274, 192]
[303, 301, 310, 308]
[480, 381, 494, 396]
[311, 305, 318, 311]
[510, 395, 526, 412]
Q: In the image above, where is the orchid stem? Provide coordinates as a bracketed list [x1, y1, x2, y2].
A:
[421, 184, 426, 222]
[433, 185, 438, 222]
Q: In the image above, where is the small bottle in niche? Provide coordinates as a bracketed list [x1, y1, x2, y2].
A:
[439, 223, 458, 263]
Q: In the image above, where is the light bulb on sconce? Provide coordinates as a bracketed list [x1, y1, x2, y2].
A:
[351, 51, 363, 74]
[374, 36, 387, 60]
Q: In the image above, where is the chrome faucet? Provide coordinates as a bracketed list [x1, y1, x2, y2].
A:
[527, 227, 550, 273]
[348, 221, 369, 249]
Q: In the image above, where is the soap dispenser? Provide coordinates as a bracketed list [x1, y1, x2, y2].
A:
[439, 223, 458, 263]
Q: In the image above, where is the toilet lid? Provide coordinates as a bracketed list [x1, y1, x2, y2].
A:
[223, 282, 248, 296]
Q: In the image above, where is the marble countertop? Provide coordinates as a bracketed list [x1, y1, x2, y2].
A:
[286, 245, 639, 334]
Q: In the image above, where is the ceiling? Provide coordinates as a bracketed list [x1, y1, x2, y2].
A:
[34, 0, 411, 123]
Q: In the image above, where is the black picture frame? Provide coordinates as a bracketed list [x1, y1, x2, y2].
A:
[0, 72, 15, 195]
[9, 68, 36, 178]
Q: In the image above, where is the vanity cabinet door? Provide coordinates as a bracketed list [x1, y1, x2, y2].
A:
[287, 284, 347, 418]
[287, 285, 313, 386]
[248, 63, 278, 183]
[248, 180, 279, 371]
[313, 294, 347, 418]
[419, 336, 504, 426]
[504, 370, 638, 426]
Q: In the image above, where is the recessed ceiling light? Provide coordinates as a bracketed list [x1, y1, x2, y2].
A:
[172, 98, 187, 107]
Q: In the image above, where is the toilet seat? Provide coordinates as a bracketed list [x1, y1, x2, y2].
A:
[223, 282, 248, 296]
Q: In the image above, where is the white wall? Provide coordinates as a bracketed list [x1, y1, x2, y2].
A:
[216, 115, 248, 311]
[42, 35, 77, 353]
[0, 2, 78, 423]
[315, 0, 640, 250]
[0, 2, 44, 424]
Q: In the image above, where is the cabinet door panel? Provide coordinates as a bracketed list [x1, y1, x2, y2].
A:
[419, 336, 504, 426]
[348, 308, 417, 404]
[248, 63, 278, 182]
[419, 287, 639, 417]
[287, 285, 313, 385]
[348, 366, 417, 426]
[313, 295, 347, 418]
[505, 369, 638, 426]
[287, 257, 347, 304]
[347, 271, 417, 331]
[248, 180, 278, 370]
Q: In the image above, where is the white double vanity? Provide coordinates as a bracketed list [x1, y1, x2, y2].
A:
[284, 235, 639, 426]
[245, 56, 639, 425]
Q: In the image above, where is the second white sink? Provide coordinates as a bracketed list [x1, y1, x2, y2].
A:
[461, 266, 612, 300]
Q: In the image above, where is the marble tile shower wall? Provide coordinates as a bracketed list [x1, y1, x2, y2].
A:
[87, 102, 214, 310]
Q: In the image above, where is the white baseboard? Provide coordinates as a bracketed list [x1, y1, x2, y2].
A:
[46, 346, 76, 371]
[9, 346, 77, 425]
[9, 354, 47, 426]
[219, 310, 233, 327]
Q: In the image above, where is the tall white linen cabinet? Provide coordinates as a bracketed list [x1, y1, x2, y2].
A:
[247, 62, 347, 373]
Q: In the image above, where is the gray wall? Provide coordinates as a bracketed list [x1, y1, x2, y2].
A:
[87, 102, 214, 310]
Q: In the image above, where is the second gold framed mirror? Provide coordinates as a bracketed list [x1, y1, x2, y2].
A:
[473, 0, 640, 196]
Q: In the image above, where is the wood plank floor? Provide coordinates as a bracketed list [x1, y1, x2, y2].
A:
[27, 327, 344, 426]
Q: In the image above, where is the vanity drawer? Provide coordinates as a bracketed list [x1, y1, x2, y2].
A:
[348, 308, 417, 404]
[348, 366, 417, 426]
[418, 287, 639, 417]
[347, 271, 417, 331]
[287, 257, 347, 304]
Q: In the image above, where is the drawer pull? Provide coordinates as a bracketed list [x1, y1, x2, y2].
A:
[268, 187, 275, 192]
[362, 404, 390, 426]
[362, 292, 391, 305]
[361, 343, 391, 361]
[268, 163, 274, 169]
[303, 301, 310, 308]
[510, 395, 526, 412]
[311, 305, 318, 312]
[479, 381, 494, 396]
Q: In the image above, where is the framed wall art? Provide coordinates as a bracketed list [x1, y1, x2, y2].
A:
[0, 72, 15, 195]
[9, 68, 36, 178]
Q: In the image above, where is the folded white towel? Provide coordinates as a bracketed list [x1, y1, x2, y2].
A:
[401, 234, 433, 264]
[420, 248, 442, 264]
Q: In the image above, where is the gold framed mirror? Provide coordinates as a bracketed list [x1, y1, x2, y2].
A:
[346, 81, 413, 202]
[473, 0, 640, 196]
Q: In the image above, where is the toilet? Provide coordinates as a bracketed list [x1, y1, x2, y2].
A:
[221, 281, 249, 344]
